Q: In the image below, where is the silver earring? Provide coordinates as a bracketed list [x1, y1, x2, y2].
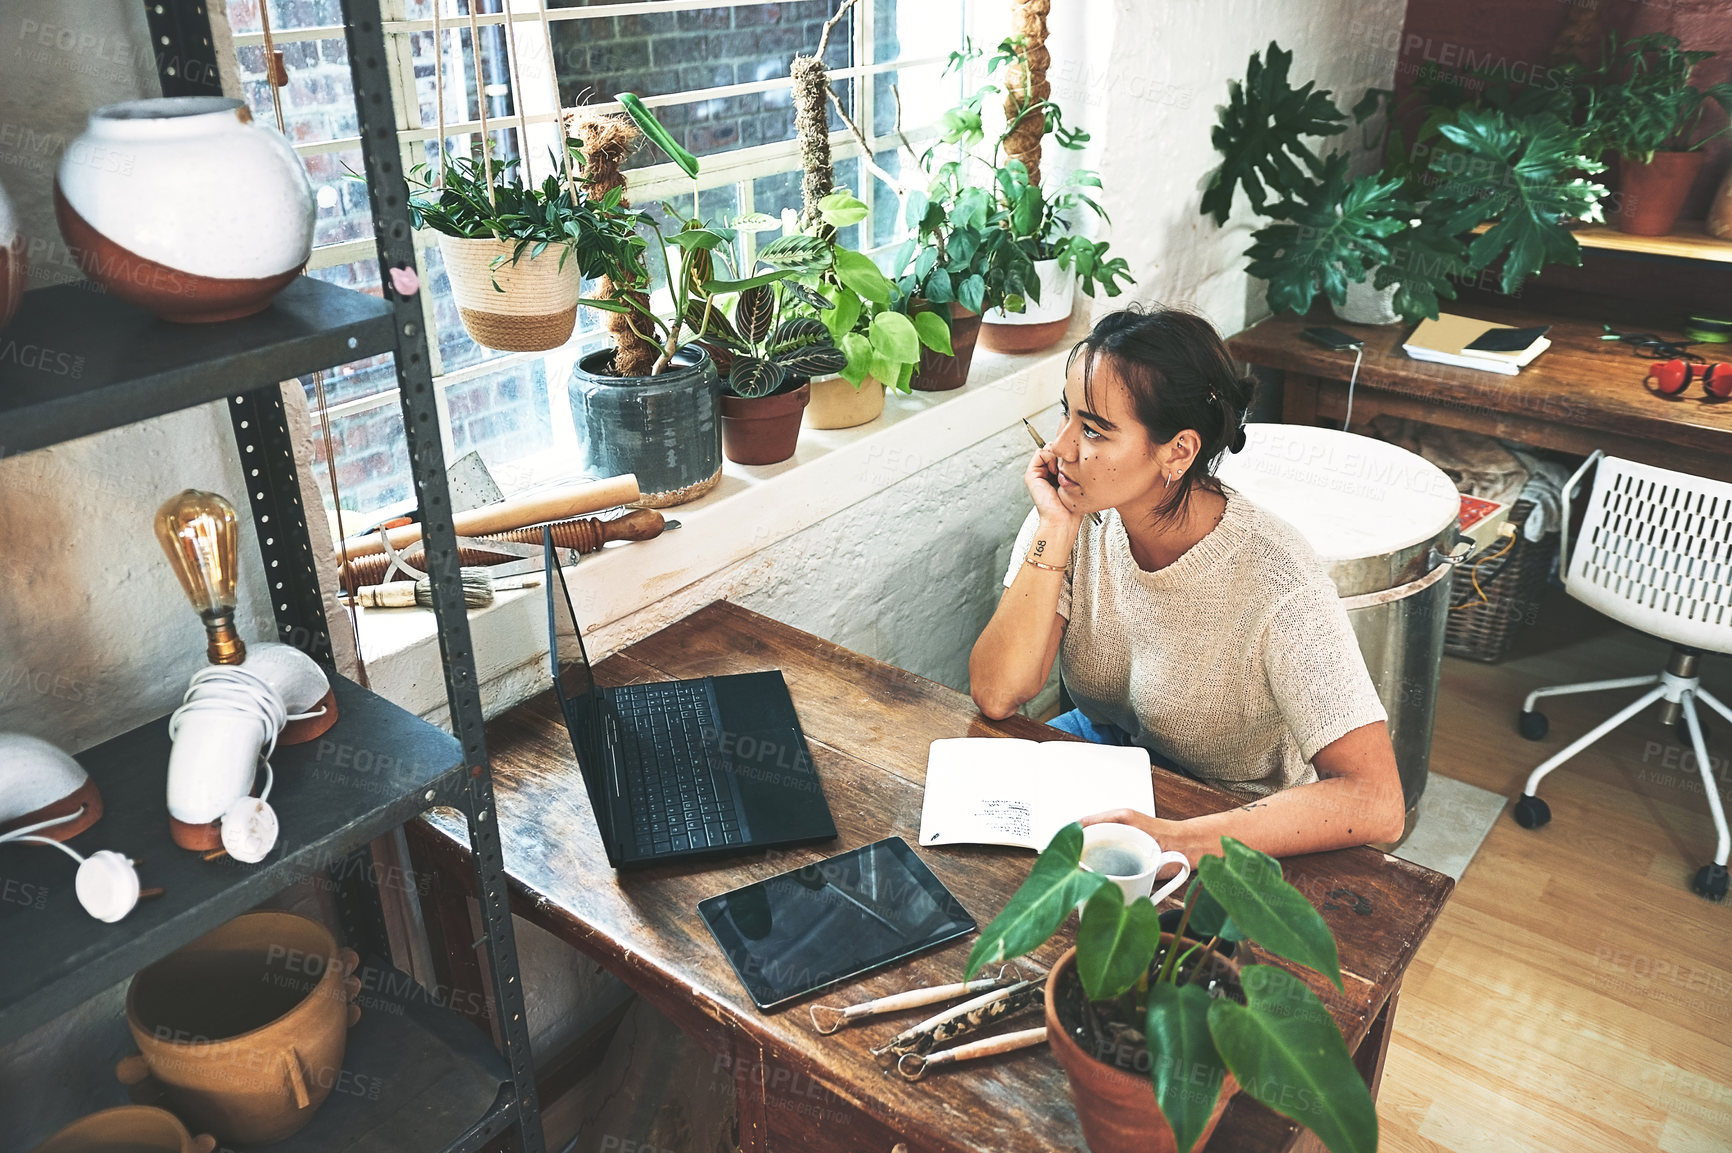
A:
[1164, 473, 1175, 488]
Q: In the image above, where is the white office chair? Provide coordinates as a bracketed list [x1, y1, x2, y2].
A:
[1513, 451, 1732, 900]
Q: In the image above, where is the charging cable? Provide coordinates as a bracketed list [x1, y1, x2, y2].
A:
[1343, 343, 1365, 432]
[0, 808, 141, 922]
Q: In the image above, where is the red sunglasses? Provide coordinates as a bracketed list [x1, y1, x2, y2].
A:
[1644, 358, 1732, 399]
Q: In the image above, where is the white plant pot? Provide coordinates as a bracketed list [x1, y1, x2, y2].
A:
[438, 234, 582, 352]
[981, 258, 1076, 353]
[54, 96, 313, 322]
[1333, 274, 1402, 326]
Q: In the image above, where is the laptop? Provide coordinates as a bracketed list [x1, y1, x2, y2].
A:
[543, 529, 838, 868]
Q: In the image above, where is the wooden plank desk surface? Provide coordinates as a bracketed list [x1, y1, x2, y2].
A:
[1227, 299, 1732, 483]
[414, 600, 1454, 1153]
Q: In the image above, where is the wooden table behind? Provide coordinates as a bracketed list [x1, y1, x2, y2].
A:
[414, 601, 1453, 1153]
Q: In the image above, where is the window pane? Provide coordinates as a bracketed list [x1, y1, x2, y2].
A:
[303, 148, 372, 247]
[234, 37, 358, 142]
[226, 0, 347, 35]
[751, 156, 860, 251]
[309, 400, 414, 518]
[551, 2, 854, 167]
[445, 360, 556, 476]
[305, 260, 397, 405]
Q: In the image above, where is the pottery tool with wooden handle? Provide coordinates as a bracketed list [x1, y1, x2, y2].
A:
[809, 970, 1015, 1035]
[334, 474, 641, 563]
[337, 507, 674, 587]
[348, 572, 541, 610]
[870, 975, 1047, 1067]
[896, 1026, 1048, 1081]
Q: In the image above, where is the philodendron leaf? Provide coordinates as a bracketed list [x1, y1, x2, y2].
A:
[833, 248, 893, 304]
[965, 823, 1108, 979]
[1197, 839, 1341, 990]
[912, 309, 953, 355]
[868, 310, 919, 363]
[1208, 965, 1377, 1153]
[1076, 888, 1162, 1001]
[839, 331, 873, 386]
[1182, 875, 1244, 943]
[615, 92, 699, 178]
[817, 189, 870, 227]
[1146, 982, 1229, 1153]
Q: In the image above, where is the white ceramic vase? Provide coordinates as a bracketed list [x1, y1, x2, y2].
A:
[54, 96, 313, 322]
[1333, 273, 1402, 326]
[980, 257, 1076, 354]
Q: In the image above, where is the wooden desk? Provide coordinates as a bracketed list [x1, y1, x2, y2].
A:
[410, 601, 1453, 1153]
[1227, 302, 1732, 484]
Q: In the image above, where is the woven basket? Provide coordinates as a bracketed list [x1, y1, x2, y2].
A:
[438, 234, 581, 352]
[1445, 500, 1558, 663]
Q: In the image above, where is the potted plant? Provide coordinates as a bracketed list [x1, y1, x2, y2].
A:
[406, 138, 625, 352]
[1203, 42, 1605, 325]
[1583, 32, 1732, 236]
[966, 825, 1378, 1153]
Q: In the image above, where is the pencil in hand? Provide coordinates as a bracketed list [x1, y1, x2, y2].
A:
[1021, 418, 1103, 525]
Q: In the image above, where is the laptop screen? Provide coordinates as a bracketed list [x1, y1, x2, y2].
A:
[544, 528, 595, 704]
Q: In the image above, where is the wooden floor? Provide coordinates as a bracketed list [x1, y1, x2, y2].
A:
[1380, 589, 1732, 1153]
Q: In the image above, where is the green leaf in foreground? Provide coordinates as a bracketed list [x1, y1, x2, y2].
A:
[1208, 965, 1377, 1153]
[964, 823, 1106, 979]
[1198, 838, 1341, 989]
[1146, 982, 1229, 1153]
[1075, 887, 1162, 1001]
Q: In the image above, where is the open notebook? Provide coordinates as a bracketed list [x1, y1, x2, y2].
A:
[918, 737, 1156, 851]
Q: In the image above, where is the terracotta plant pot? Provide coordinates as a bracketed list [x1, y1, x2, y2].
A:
[437, 234, 581, 352]
[569, 343, 722, 507]
[1045, 943, 1241, 1153]
[1708, 161, 1732, 240]
[911, 305, 983, 392]
[123, 912, 362, 1146]
[54, 97, 313, 322]
[803, 374, 885, 429]
[981, 258, 1076, 353]
[0, 177, 23, 332]
[1613, 151, 1705, 237]
[720, 379, 810, 464]
[30, 1106, 216, 1153]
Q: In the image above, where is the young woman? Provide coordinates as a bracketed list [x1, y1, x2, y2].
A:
[968, 305, 1407, 865]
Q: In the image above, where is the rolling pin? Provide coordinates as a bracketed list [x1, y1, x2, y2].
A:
[333, 474, 640, 563]
[337, 508, 668, 587]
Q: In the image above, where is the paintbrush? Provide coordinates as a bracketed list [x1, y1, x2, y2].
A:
[1021, 417, 1103, 525]
[348, 571, 541, 610]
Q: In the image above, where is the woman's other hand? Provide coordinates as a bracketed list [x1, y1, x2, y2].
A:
[1079, 808, 1201, 874]
[1024, 444, 1083, 533]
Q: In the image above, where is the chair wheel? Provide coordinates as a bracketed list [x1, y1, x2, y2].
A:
[1518, 711, 1549, 741]
[1693, 864, 1728, 901]
[1675, 717, 1710, 747]
[1512, 795, 1551, 829]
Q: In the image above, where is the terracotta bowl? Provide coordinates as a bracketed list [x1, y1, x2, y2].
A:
[124, 912, 361, 1145]
[29, 1105, 215, 1153]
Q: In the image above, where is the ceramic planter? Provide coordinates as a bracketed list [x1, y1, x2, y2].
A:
[0, 178, 23, 332]
[720, 379, 810, 464]
[438, 234, 581, 352]
[54, 97, 313, 323]
[981, 258, 1076, 353]
[570, 343, 722, 507]
[804, 373, 885, 429]
[124, 912, 361, 1146]
[911, 304, 983, 391]
[1708, 162, 1732, 240]
[1045, 942, 1241, 1153]
[1613, 151, 1705, 237]
[1333, 273, 1401, 326]
[30, 1106, 216, 1153]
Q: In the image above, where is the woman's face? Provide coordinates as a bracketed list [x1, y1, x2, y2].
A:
[1049, 352, 1195, 515]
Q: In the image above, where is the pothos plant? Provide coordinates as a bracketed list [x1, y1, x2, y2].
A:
[922, 36, 1133, 312]
[966, 826, 1377, 1153]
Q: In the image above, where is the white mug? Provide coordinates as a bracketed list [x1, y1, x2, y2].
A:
[1077, 822, 1191, 909]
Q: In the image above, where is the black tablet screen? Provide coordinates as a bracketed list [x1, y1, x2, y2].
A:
[698, 837, 975, 1010]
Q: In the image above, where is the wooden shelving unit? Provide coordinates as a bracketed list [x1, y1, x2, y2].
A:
[1471, 219, 1732, 264]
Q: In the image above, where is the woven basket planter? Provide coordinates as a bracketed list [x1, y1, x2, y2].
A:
[438, 234, 581, 352]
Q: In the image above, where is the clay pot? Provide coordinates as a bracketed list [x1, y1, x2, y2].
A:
[911, 305, 982, 391]
[720, 379, 810, 464]
[124, 912, 362, 1145]
[981, 258, 1076, 353]
[30, 1106, 216, 1153]
[570, 343, 722, 507]
[804, 374, 885, 429]
[1045, 943, 1241, 1153]
[0, 177, 23, 332]
[1707, 161, 1732, 240]
[438, 234, 580, 352]
[1612, 151, 1705, 237]
[54, 97, 313, 323]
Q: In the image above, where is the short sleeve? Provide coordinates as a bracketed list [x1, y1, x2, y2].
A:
[1262, 575, 1387, 761]
[1002, 508, 1072, 620]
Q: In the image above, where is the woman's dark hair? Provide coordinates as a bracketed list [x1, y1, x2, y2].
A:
[1064, 303, 1256, 526]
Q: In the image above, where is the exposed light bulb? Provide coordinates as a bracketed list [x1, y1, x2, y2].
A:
[154, 489, 247, 665]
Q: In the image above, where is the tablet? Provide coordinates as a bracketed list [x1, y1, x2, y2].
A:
[698, 837, 976, 1010]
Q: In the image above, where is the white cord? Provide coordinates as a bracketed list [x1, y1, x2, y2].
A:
[1343, 344, 1365, 433]
[5, 834, 86, 864]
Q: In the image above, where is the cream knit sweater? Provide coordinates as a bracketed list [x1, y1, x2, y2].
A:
[1002, 486, 1387, 800]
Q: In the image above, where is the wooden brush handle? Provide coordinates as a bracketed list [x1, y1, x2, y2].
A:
[351, 582, 421, 609]
[334, 474, 640, 562]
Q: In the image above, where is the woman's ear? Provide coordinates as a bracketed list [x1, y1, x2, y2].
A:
[1161, 429, 1203, 475]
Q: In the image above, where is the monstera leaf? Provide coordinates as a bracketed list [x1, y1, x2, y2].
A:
[1425, 107, 1605, 295]
[1244, 158, 1412, 317]
[1376, 207, 1469, 323]
[1201, 41, 1349, 225]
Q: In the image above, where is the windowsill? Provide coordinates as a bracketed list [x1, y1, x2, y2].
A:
[360, 324, 1078, 721]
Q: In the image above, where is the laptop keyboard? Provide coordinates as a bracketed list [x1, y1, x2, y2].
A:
[612, 681, 744, 857]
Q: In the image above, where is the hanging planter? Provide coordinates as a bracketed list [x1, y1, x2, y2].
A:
[911, 304, 983, 391]
[437, 234, 581, 352]
[981, 258, 1076, 353]
[805, 373, 885, 429]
